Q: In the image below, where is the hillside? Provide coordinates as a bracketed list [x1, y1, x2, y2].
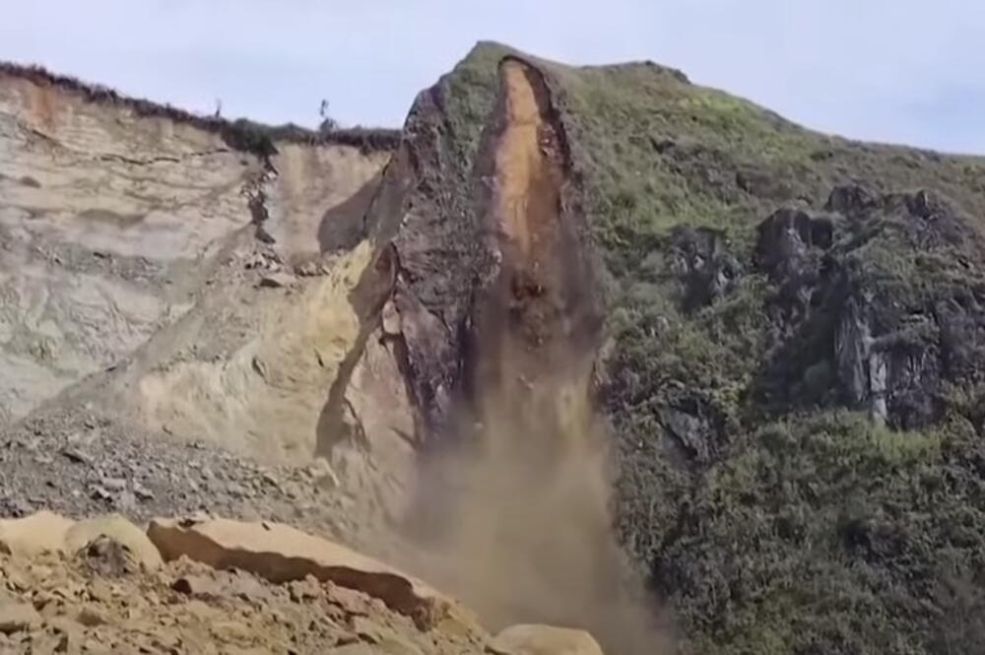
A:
[347, 43, 985, 654]
[1, 43, 985, 655]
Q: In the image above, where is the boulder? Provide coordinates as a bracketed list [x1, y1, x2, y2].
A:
[0, 511, 75, 556]
[0, 512, 160, 571]
[0, 601, 41, 635]
[258, 272, 297, 289]
[146, 517, 477, 632]
[490, 624, 604, 655]
[66, 514, 162, 571]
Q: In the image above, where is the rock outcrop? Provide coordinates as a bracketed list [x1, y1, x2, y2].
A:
[146, 516, 477, 632]
[490, 624, 604, 655]
[0, 512, 160, 570]
[0, 511, 603, 654]
[754, 186, 985, 429]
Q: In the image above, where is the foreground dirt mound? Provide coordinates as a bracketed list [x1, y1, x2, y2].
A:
[0, 512, 587, 654]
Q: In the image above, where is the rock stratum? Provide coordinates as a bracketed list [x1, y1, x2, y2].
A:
[1, 42, 985, 654]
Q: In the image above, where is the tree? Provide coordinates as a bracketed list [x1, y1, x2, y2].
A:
[318, 99, 338, 133]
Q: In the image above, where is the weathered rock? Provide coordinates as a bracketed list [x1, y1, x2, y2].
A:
[754, 187, 985, 429]
[669, 226, 742, 310]
[66, 514, 162, 571]
[0, 602, 40, 635]
[0, 511, 74, 557]
[76, 604, 109, 627]
[490, 624, 604, 655]
[659, 395, 727, 467]
[146, 517, 475, 632]
[78, 535, 138, 577]
[258, 272, 298, 289]
[0, 512, 161, 577]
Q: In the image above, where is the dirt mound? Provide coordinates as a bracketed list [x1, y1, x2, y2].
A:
[0, 511, 593, 654]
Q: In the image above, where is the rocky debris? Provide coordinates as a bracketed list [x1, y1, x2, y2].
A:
[0, 512, 600, 654]
[146, 517, 478, 633]
[489, 624, 604, 655]
[79, 535, 139, 578]
[65, 515, 162, 571]
[295, 258, 335, 277]
[258, 271, 298, 289]
[0, 602, 41, 635]
[244, 247, 283, 271]
[0, 543, 491, 654]
[0, 408, 388, 549]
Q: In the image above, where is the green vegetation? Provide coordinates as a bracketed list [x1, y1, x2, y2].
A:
[439, 43, 985, 654]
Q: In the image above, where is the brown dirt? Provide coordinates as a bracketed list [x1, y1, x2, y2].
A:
[0, 547, 486, 654]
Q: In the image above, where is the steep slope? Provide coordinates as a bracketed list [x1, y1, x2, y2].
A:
[0, 66, 408, 547]
[328, 43, 985, 655]
[6, 44, 985, 655]
[0, 65, 396, 462]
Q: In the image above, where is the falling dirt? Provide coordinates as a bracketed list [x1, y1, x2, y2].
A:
[402, 59, 669, 655]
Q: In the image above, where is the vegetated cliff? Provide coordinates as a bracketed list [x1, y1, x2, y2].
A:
[331, 43, 985, 654]
[5, 43, 985, 655]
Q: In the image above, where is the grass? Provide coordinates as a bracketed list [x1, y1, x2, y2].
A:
[428, 42, 985, 654]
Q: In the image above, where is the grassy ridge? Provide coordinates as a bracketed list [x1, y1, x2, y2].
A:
[437, 43, 985, 654]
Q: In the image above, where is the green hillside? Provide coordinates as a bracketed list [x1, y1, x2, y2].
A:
[421, 42, 985, 655]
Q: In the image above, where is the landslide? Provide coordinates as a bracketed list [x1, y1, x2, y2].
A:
[345, 42, 985, 655]
[6, 42, 985, 655]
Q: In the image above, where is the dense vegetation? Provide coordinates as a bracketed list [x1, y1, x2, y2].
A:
[439, 43, 985, 654]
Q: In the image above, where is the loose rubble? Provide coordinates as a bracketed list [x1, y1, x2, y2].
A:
[0, 512, 589, 654]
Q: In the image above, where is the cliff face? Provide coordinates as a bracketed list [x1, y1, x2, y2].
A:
[5, 44, 985, 655]
[330, 44, 985, 655]
[0, 67, 393, 463]
[0, 71, 254, 422]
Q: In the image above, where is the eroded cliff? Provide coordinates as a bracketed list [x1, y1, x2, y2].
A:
[5, 42, 985, 655]
[0, 65, 395, 463]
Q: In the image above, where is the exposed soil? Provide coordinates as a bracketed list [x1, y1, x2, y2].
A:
[0, 548, 484, 654]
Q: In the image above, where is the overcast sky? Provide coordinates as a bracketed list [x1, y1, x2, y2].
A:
[3, 1, 984, 154]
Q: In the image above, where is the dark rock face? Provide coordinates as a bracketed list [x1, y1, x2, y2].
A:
[362, 55, 597, 445]
[670, 227, 742, 311]
[362, 86, 491, 438]
[755, 208, 834, 279]
[756, 185, 985, 429]
[659, 393, 728, 467]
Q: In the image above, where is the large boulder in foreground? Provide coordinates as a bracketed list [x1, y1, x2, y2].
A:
[490, 624, 604, 655]
[147, 516, 478, 633]
[0, 511, 162, 571]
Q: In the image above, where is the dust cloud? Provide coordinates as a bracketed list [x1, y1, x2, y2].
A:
[403, 377, 669, 655]
[396, 58, 670, 654]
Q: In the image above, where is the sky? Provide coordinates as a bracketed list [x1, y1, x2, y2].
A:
[2, 0, 984, 154]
